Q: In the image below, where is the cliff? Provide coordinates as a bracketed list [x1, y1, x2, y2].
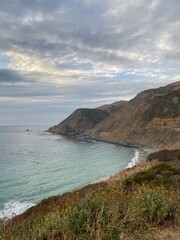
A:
[49, 81, 180, 149]
[48, 101, 127, 134]
[89, 81, 180, 149]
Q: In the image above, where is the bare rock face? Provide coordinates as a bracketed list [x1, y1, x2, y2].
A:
[49, 81, 180, 149]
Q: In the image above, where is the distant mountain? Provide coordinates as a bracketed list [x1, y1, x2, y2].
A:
[49, 82, 180, 149]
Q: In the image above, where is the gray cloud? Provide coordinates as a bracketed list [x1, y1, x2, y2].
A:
[0, 0, 179, 62]
[0, 0, 179, 125]
[0, 69, 24, 83]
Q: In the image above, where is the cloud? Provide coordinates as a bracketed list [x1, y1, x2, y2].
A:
[0, 0, 179, 124]
[0, 69, 32, 86]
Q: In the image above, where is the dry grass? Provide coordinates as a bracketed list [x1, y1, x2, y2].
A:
[107, 160, 157, 184]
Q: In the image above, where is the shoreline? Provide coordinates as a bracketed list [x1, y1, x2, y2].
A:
[47, 131, 157, 179]
[0, 158, 157, 227]
[93, 148, 153, 185]
[0, 142, 152, 222]
[2, 148, 180, 239]
[0, 132, 156, 222]
[47, 130, 149, 149]
[50, 132, 156, 167]
[48, 130, 158, 153]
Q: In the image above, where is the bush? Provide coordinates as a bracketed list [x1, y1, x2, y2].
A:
[123, 163, 179, 188]
[60, 194, 123, 240]
[126, 185, 179, 229]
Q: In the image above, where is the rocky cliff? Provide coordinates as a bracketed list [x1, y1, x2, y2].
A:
[49, 82, 180, 149]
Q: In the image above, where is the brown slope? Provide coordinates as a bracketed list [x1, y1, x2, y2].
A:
[97, 100, 127, 114]
[48, 101, 127, 134]
[88, 81, 180, 149]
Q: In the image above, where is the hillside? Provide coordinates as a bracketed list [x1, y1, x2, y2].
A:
[49, 81, 180, 149]
[48, 101, 127, 134]
[1, 149, 180, 240]
[89, 81, 180, 149]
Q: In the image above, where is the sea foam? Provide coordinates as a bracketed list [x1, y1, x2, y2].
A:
[127, 149, 140, 168]
[0, 201, 34, 220]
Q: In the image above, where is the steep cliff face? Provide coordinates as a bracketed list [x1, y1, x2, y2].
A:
[48, 108, 110, 134]
[48, 101, 127, 134]
[89, 81, 180, 149]
[49, 82, 180, 149]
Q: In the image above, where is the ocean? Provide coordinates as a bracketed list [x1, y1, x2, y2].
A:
[0, 126, 139, 219]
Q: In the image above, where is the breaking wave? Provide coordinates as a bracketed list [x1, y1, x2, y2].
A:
[127, 149, 140, 168]
[0, 201, 35, 220]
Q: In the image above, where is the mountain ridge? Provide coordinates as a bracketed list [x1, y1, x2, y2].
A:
[48, 81, 180, 149]
[48, 101, 127, 134]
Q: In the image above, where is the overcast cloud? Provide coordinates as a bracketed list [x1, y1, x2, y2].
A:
[0, 0, 179, 125]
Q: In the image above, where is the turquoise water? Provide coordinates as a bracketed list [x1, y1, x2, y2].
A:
[0, 126, 136, 218]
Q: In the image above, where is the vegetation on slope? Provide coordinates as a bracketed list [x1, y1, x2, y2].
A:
[123, 163, 180, 188]
[2, 185, 180, 240]
[1, 150, 180, 240]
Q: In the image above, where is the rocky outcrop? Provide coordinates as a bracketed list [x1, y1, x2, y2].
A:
[49, 81, 180, 149]
[147, 149, 180, 162]
[147, 149, 180, 174]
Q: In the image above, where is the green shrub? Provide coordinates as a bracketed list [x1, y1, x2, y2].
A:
[60, 194, 123, 240]
[123, 163, 179, 188]
[127, 186, 177, 229]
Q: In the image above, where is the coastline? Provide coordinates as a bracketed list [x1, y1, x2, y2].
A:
[93, 148, 155, 185]
[2, 147, 180, 239]
[0, 134, 154, 222]
[51, 132, 156, 170]
[0, 158, 157, 230]
[47, 132, 157, 184]
[48, 130, 149, 149]
[49, 130, 158, 152]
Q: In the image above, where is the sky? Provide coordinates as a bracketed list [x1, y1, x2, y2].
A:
[0, 0, 179, 126]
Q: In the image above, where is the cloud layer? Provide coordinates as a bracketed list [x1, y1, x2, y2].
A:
[0, 0, 179, 125]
